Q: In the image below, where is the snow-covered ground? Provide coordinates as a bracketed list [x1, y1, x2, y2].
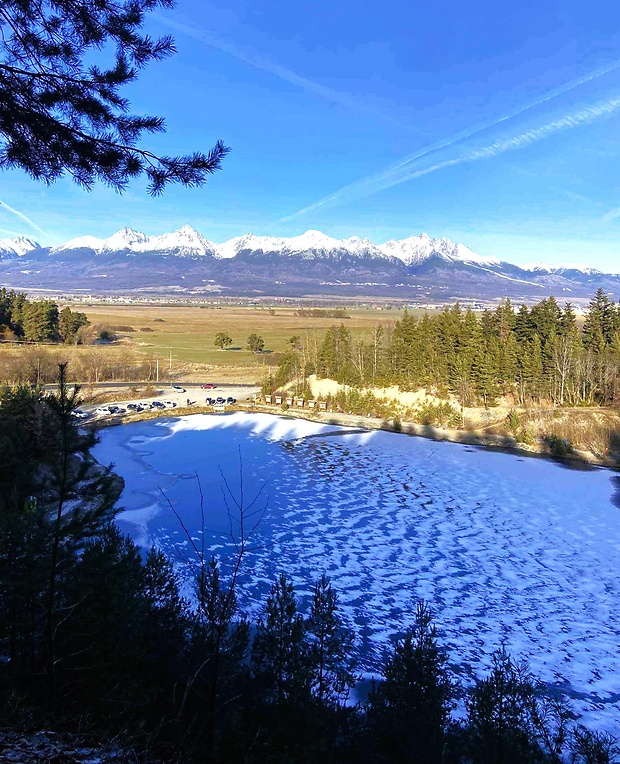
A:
[93, 412, 620, 733]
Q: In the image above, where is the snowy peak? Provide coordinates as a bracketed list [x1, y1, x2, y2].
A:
[216, 230, 387, 260]
[51, 227, 217, 258]
[521, 262, 603, 276]
[51, 235, 105, 254]
[138, 226, 217, 256]
[101, 227, 148, 251]
[0, 236, 41, 259]
[379, 233, 500, 267]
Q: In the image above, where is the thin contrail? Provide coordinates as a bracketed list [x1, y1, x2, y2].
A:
[380, 95, 620, 186]
[0, 198, 48, 237]
[154, 15, 410, 128]
[0, 226, 23, 237]
[283, 62, 620, 219]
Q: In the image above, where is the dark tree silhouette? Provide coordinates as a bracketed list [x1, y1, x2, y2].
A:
[0, 0, 229, 194]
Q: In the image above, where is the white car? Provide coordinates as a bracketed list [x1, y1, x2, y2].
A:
[163, 400, 177, 408]
[172, 385, 186, 393]
[138, 401, 152, 410]
[95, 406, 112, 416]
[71, 409, 89, 419]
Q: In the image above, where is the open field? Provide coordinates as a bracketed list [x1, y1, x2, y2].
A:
[71, 303, 410, 372]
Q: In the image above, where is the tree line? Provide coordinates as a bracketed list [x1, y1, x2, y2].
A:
[0, 288, 89, 344]
[268, 290, 620, 408]
[0, 371, 616, 763]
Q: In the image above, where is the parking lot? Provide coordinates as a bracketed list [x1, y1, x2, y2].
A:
[77, 383, 260, 420]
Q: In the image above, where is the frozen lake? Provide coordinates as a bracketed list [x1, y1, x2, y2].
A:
[93, 412, 620, 732]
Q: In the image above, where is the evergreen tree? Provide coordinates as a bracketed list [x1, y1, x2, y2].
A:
[252, 573, 310, 708]
[480, 309, 498, 341]
[0, 287, 16, 330]
[0, 366, 118, 714]
[58, 306, 90, 343]
[559, 302, 578, 336]
[22, 299, 59, 342]
[389, 310, 423, 388]
[495, 299, 516, 342]
[249, 574, 312, 761]
[307, 574, 357, 707]
[9, 290, 27, 335]
[367, 601, 455, 764]
[187, 557, 250, 763]
[474, 340, 500, 408]
[529, 297, 562, 347]
[514, 304, 533, 343]
[464, 646, 569, 764]
[583, 289, 618, 348]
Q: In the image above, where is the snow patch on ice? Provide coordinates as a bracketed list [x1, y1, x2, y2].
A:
[92, 412, 620, 734]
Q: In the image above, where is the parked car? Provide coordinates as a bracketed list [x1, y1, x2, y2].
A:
[95, 406, 111, 416]
[226, 397, 236, 404]
[71, 409, 88, 419]
[138, 401, 152, 410]
[163, 400, 177, 408]
[216, 397, 225, 404]
[127, 403, 139, 411]
[172, 386, 186, 393]
[206, 397, 214, 404]
[151, 401, 165, 409]
[201, 383, 215, 389]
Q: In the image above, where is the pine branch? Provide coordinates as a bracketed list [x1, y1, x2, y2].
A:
[0, 0, 229, 192]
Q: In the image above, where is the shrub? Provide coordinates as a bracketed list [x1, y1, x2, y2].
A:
[506, 409, 521, 434]
[414, 402, 461, 429]
[96, 328, 117, 342]
[516, 429, 534, 446]
[543, 434, 573, 457]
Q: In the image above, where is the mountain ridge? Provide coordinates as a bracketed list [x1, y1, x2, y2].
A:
[1, 226, 615, 274]
[1, 226, 619, 302]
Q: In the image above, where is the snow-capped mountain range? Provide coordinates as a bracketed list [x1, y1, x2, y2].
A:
[0, 225, 597, 270]
[0, 226, 618, 301]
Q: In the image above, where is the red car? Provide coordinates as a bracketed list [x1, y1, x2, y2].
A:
[201, 383, 215, 389]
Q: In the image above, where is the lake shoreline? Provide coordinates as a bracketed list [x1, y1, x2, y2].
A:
[89, 402, 620, 472]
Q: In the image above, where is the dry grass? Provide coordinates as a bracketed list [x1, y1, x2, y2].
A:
[518, 408, 620, 458]
[65, 303, 406, 373]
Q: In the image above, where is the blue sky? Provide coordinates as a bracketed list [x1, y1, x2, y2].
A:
[3, 0, 620, 270]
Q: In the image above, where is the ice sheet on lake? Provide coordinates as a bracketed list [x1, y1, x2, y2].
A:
[93, 412, 620, 733]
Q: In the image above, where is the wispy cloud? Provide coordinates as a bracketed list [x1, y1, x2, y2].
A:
[154, 15, 409, 128]
[0, 198, 48, 237]
[602, 206, 620, 223]
[283, 63, 620, 220]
